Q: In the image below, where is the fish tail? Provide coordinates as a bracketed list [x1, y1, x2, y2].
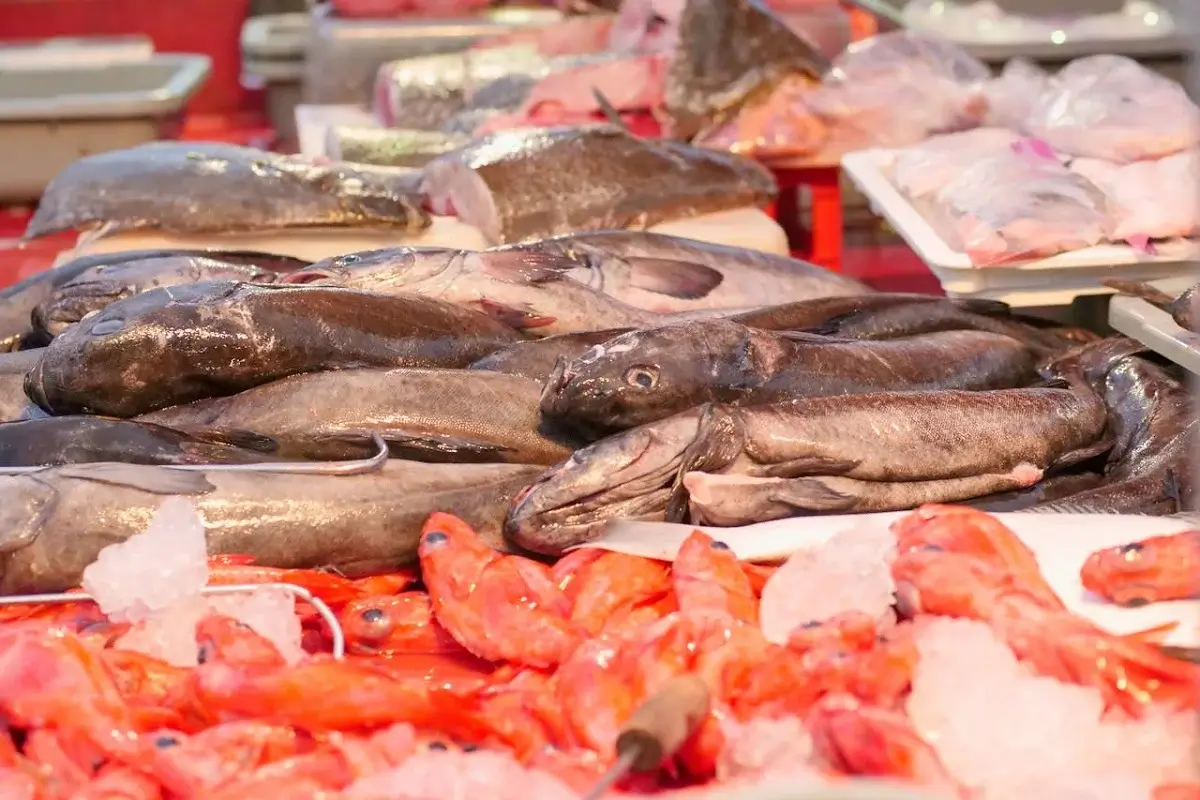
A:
[1102, 279, 1176, 309]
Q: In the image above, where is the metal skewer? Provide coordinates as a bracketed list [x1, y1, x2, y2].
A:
[581, 675, 712, 800]
[0, 582, 346, 659]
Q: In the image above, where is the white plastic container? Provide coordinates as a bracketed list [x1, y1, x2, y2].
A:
[1108, 276, 1200, 375]
[242, 13, 309, 145]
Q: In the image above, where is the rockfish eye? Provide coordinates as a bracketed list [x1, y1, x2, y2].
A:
[710, 540, 731, 551]
[623, 365, 659, 390]
[424, 530, 449, 546]
[90, 317, 125, 336]
[339, 254, 361, 265]
[360, 607, 386, 623]
[1119, 542, 1144, 560]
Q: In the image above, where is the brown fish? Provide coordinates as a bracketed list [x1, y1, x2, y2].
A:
[727, 294, 1006, 331]
[540, 322, 1039, 437]
[139, 368, 578, 465]
[420, 124, 777, 244]
[1104, 279, 1200, 333]
[24, 142, 430, 239]
[469, 328, 632, 380]
[0, 460, 544, 594]
[25, 281, 522, 418]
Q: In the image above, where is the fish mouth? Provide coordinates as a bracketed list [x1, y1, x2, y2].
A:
[280, 268, 345, 285]
[22, 356, 50, 412]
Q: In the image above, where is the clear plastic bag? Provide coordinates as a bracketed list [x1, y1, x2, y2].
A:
[933, 142, 1113, 266]
[890, 127, 1022, 200]
[1024, 55, 1200, 163]
[982, 58, 1048, 131]
[775, 3, 852, 59]
[694, 74, 828, 160]
[1070, 151, 1200, 241]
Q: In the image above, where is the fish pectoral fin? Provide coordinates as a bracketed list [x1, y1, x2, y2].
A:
[53, 463, 216, 495]
[768, 477, 857, 512]
[624, 258, 725, 300]
[473, 299, 557, 330]
[478, 251, 577, 285]
[758, 456, 861, 479]
[951, 298, 1012, 317]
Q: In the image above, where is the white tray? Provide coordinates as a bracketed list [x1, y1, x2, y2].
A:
[1108, 275, 1200, 375]
[840, 148, 1200, 306]
[295, 103, 379, 160]
[590, 512, 1200, 647]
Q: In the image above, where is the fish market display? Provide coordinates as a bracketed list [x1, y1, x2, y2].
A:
[23, 142, 430, 240]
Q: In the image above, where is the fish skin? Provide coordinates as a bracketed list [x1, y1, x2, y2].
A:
[138, 367, 580, 466]
[468, 329, 632, 381]
[964, 472, 1106, 513]
[727, 294, 1002, 330]
[326, 126, 470, 168]
[285, 247, 663, 337]
[0, 416, 282, 468]
[507, 386, 1108, 553]
[0, 460, 545, 595]
[420, 125, 777, 245]
[539, 322, 1039, 437]
[24, 142, 429, 239]
[491, 231, 873, 312]
[0, 349, 43, 422]
[26, 281, 523, 418]
[32, 256, 282, 338]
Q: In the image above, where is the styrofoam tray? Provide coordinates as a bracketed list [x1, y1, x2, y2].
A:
[841, 148, 1200, 305]
[1109, 275, 1200, 375]
[589, 512, 1200, 647]
[295, 103, 378, 160]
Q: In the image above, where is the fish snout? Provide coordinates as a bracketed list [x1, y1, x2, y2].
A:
[22, 355, 51, 412]
[538, 357, 575, 413]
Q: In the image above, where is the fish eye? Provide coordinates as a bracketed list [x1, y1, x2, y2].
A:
[360, 607, 386, 624]
[1119, 542, 1144, 560]
[423, 531, 449, 546]
[89, 318, 126, 336]
[427, 741, 449, 751]
[339, 254, 361, 265]
[623, 365, 659, 390]
[462, 743, 480, 752]
[1121, 596, 1151, 608]
[800, 620, 822, 629]
[917, 544, 944, 553]
[196, 643, 211, 664]
[153, 734, 181, 749]
[710, 540, 731, 551]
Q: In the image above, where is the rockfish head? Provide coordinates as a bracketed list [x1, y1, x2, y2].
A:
[284, 247, 461, 289]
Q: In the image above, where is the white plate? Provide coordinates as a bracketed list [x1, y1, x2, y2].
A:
[586, 513, 1200, 647]
[1108, 275, 1200, 375]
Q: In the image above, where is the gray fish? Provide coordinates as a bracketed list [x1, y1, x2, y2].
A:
[325, 126, 471, 168]
[666, 0, 830, 140]
[728, 294, 1005, 330]
[26, 281, 523, 418]
[964, 472, 1106, 513]
[0, 416, 280, 468]
[285, 247, 663, 336]
[507, 386, 1109, 552]
[420, 125, 777, 245]
[32, 255, 282, 338]
[1103, 279, 1200, 333]
[24, 142, 429, 239]
[0, 460, 544, 594]
[139, 368, 578, 466]
[469, 329, 632, 380]
[540, 322, 1038, 437]
[493, 231, 873, 313]
[0, 349, 44, 422]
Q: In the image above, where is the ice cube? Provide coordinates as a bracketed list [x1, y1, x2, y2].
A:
[717, 715, 815, 782]
[343, 750, 579, 800]
[115, 596, 209, 667]
[759, 523, 896, 644]
[208, 586, 305, 665]
[82, 497, 209, 623]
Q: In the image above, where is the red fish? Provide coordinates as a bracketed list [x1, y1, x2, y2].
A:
[340, 592, 469, 657]
[1080, 530, 1200, 606]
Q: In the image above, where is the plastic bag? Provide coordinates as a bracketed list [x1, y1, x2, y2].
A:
[890, 128, 1022, 200]
[1070, 151, 1200, 241]
[982, 58, 1048, 131]
[775, 4, 852, 59]
[695, 74, 828, 160]
[933, 141, 1113, 266]
[1024, 55, 1200, 163]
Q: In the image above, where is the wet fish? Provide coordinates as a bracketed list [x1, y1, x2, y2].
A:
[469, 328, 632, 380]
[0, 416, 281, 468]
[24, 142, 430, 239]
[726, 294, 1006, 330]
[285, 247, 663, 336]
[1080, 529, 1200, 606]
[0, 349, 44, 422]
[666, 0, 829, 140]
[0, 460, 544, 594]
[26, 281, 523, 418]
[1103, 279, 1200, 333]
[964, 472, 1106, 513]
[540, 322, 1039, 437]
[420, 124, 777, 245]
[507, 386, 1109, 552]
[139, 368, 578, 465]
[492, 231, 873, 312]
[32, 255, 284, 338]
[325, 127, 470, 168]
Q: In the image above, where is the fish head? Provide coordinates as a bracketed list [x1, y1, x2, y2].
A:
[1079, 533, 1195, 607]
[538, 321, 754, 439]
[890, 548, 1003, 620]
[339, 592, 434, 655]
[418, 512, 496, 592]
[33, 277, 135, 337]
[284, 247, 457, 288]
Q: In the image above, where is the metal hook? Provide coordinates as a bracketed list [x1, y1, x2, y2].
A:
[0, 432, 389, 477]
[0, 581, 345, 659]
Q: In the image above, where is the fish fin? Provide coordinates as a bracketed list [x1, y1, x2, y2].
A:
[477, 251, 577, 285]
[768, 478, 857, 512]
[1122, 622, 1178, 645]
[759, 457, 861, 479]
[176, 428, 281, 454]
[53, 463, 216, 495]
[666, 405, 746, 522]
[1101, 279, 1175, 309]
[950, 298, 1012, 317]
[1028, 377, 1072, 390]
[1051, 432, 1115, 471]
[624, 258, 725, 300]
[474, 299, 557, 330]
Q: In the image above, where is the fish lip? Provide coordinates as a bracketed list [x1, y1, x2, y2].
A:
[22, 355, 49, 411]
[280, 268, 345, 285]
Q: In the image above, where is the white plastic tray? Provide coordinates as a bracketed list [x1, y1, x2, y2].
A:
[294, 103, 378, 160]
[1108, 275, 1200, 375]
[841, 148, 1200, 305]
[590, 512, 1200, 648]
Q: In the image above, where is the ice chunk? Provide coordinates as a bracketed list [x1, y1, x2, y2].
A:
[343, 749, 579, 800]
[717, 715, 817, 782]
[82, 497, 209, 623]
[208, 587, 305, 665]
[115, 596, 209, 667]
[759, 523, 896, 644]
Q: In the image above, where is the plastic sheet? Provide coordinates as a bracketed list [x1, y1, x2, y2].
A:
[694, 74, 828, 160]
[890, 127, 1022, 200]
[1070, 151, 1200, 241]
[776, 3, 852, 59]
[982, 58, 1048, 131]
[1024, 55, 1200, 163]
[933, 141, 1113, 266]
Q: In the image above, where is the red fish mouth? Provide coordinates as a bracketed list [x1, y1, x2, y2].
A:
[281, 269, 338, 285]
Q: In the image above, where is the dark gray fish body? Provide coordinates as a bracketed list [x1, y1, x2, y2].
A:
[0, 460, 544, 594]
[421, 125, 777, 245]
[26, 281, 523, 418]
[0, 349, 44, 422]
[540, 321, 1039, 437]
[469, 329, 633, 380]
[140, 368, 578, 466]
[964, 472, 1105, 513]
[727, 294, 998, 330]
[0, 416, 280, 468]
[507, 385, 1109, 552]
[25, 142, 429, 239]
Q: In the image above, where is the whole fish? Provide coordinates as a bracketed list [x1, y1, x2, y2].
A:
[1079, 530, 1200, 606]
[540, 323, 1039, 437]
[26, 281, 523, 418]
[24, 142, 430, 239]
[0, 349, 43, 422]
[0, 416, 281, 468]
[492, 231, 873, 312]
[139, 368, 578, 465]
[284, 247, 663, 336]
[0, 460, 544, 595]
[507, 386, 1109, 552]
[468, 328, 631, 380]
[727, 294, 1009, 331]
[32, 255, 283, 338]
[420, 125, 777, 245]
[1104, 279, 1200, 333]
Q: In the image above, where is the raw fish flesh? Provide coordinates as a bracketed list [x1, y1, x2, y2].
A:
[890, 128, 1021, 200]
[1069, 151, 1200, 240]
